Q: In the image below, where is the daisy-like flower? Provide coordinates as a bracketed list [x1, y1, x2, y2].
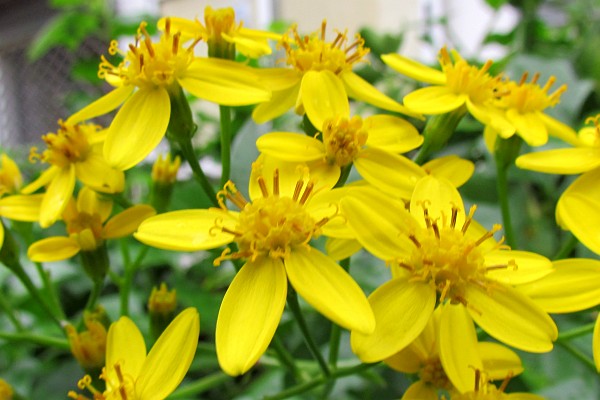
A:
[382, 47, 513, 136]
[68, 307, 199, 400]
[256, 112, 423, 193]
[341, 175, 557, 363]
[28, 187, 155, 264]
[484, 72, 576, 148]
[387, 304, 523, 399]
[66, 20, 270, 171]
[159, 6, 281, 59]
[135, 158, 375, 376]
[21, 120, 124, 228]
[0, 153, 44, 248]
[516, 114, 600, 254]
[252, 20, 420, 127]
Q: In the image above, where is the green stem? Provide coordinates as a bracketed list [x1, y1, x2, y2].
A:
[0, 289, 24, 331]
[84, 279, 103, 312]
[120, 246, 149, 317]
[286, 288, 331, 377]
[553, 233, 579, 260]
[0, 330, 70, 349]
[219, 105, 233, 188]
[178, 138, 219, 207]
[34, 262, 66, 320]
[263, 362, 379, 400]
[271, 334, 303, 382]
[495, 158, 516, 249]
[557, 340, 597, 373]
[413, 107, 467, 165]
[169, 371, 231, 399]
[557, 322, 596, 341]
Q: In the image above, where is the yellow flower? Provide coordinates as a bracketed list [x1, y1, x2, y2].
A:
[0, 378, 13, 400]
[159, 6, 281, 59]
[66, 311, 108, 371]
[484, 72, 576, 148]
[256, 113, 424, 193]
[516, 114, 600, 254]
[22, 120, 124, 228]
[28, 187, 155, 262]
[135, 158, 375, 376]
[341, 175, 557, 363]
[0, 154, 43, 248]
[452, 372, 545, 400]
[66, 20, 270, 171]
[382, 47, 513, 136]
[68, 307, 199, 400]
[252, 20, 420, 127]
[387, 304, 523, 399]
[517, 258, 600, 372]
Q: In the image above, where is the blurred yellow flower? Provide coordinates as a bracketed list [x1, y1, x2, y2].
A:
[68, 307, 199, 400]
[66, 20, 270, 171]
[252, 20, 419, 127]
[516, 114, 600, 254]
[66, 312, 107, 372]
[0, 378, 13, 400]
[135, 158, 375, 376]
[22, 120, 123, 228]
[341, 175, 557, 363]
[28, 187, 155, 262]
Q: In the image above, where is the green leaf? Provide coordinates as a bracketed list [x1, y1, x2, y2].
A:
[484, 0, 508, 9]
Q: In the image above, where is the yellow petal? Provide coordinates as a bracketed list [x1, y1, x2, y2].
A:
[540, 113, 579, 146]
[354, 149, 425, 198]
[410, 175, 464, 227]
[20, 165, 58, 195]
[180, 58, 271, 106]
[593, 316, 600, 373]
[404, 86, 467, 114]
[104, 205, 156, 239]
[363, 114, 423, 153]
[325, 237, 362, 260]
[28, 236, 81, 262]
[0, 154, 22, 190]
[301, 70, 350, 130]
[484, 250, 552, 285]
[226, 34, 273, 58]
[506, 110, 548, 146]
[477, 342, 523, 380]
[422, 155, 475, 188]
[401, 381, 438, 400]
[556, 168, 600, 254]
[351, 278, 436, 362]
[341, 71, 422, 118]
[384, 345, 423, 374]
[341, 190, 415, 260]
[467, 101, 515, 138]
[0, 194, 42, 222]
[66, 86, 134, 125]
[136, 307, 200, 399]
[134, 209, 236, 251]
[216, 257, 287, 376]
[465, 284, 557, 353]
[104, 87, 171, 171]
[516, 148, 600, 174]
[518, 258, 600, 313]
[439, 303, 482, 394]
[254, 67, 301, 91]
[252, 85, 301, 124]
[75, 151, 125, 193]
[285, 247, 375, 334]
[77, 186, 113, 222]
[106, 316, 146, 381]
[256, 132, 325, 162]
[381, 53, 446, 85]
[40, 166, 76, 228]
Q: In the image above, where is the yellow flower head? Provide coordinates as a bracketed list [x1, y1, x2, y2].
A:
[0, 154, 22, 196]
[342, 175, 557, 363]
[23, 120, 123, 228]
[66, 311, 108, 371]
[135, 157, 374, 376]
[148, 282, 177, 316]
[151, 153, 181, 185]
[0, 378, 13, 400]
[68, 307, 199, 400]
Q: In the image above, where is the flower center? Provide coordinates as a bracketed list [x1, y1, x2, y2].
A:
[501, 72, 566, 113]
[204, 6, 237, 40]
[99, 20, 199, 89]
[280, 20, 369, 75]
[439, 47, 502, 104]
[214, 175, 329, 264]
[420, 356, 452, 391]
[67, 212, 104, 251]
[396, 205, 508, 306]
[29, 121, 95, 168]
[69, 362, 136, 400]
[322, 116, 368, 166]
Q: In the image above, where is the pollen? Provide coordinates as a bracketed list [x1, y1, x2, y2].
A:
[279, 20, 370, 75]
[66, 211, 104, 251]
[98, 20, 199, 89]
[501, 72, 567, 113]
[397, 204, 507, 307]
[439, 47, 503, 104]
[322, 115, 368, 166]
[29, 120, 97, 168]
